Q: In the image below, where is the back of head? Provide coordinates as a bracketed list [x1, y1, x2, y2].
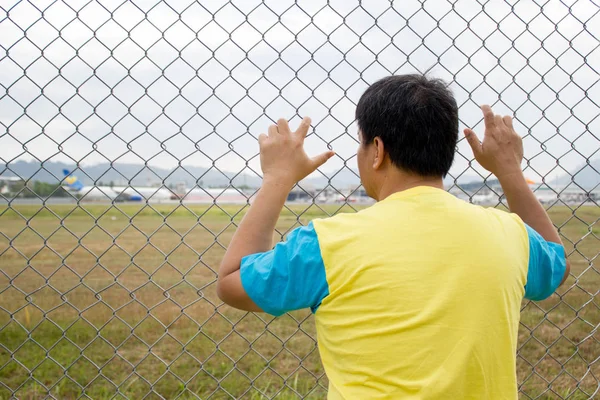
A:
[355, 74, 459, 178]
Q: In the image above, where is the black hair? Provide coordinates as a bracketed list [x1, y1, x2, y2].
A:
[355, 74, 458, 177]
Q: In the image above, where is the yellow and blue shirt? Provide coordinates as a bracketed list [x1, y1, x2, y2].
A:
[241, 186, 566, 399]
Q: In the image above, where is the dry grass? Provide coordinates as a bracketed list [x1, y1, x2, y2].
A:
[0, 203, 598, 399]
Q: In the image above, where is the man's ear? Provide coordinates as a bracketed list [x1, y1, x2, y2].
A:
[373, 137, 385, 170]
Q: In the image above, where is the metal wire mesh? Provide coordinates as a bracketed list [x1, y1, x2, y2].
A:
[1, 0, 599, 398]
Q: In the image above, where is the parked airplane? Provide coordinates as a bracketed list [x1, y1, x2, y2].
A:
[471, 192, 499, 205]
[171, 187, 251, 204]
[62, 169, 172, 202]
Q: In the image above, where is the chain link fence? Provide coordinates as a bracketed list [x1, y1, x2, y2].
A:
[1, 0, 599, 398]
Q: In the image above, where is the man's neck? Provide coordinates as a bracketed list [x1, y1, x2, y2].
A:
[375, 171, 445, 201]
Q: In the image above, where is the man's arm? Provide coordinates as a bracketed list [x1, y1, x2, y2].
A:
[498, 172, 570, 286]
[464, 105, 570, 286]
[217, 117, 334, 311]
[216, 180, 290, 312]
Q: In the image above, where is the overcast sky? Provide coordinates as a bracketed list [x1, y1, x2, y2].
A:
[1, 0, 599, 185]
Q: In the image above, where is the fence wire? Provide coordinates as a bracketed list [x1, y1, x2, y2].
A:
[1, 0, 599, 399]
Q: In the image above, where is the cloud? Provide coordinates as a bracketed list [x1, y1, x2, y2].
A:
[1, 0, 599, 185]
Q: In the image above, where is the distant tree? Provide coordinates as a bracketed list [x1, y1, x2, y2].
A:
[54, 185, 69, 197]
[110, 181, 114, 188]
[30, 181, 69, 198]
[20, 181, 36, 198]
[33, 181, 44, 196]
[9, 181, 27, 197]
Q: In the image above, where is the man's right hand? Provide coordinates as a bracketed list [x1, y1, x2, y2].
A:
[464, 105, 524, 179]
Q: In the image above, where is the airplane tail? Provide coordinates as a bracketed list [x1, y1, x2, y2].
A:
[62, 169, 84, 191]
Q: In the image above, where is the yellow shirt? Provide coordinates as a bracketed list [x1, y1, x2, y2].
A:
[241, 186, 567, 399]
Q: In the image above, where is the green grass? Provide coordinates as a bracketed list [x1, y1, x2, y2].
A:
[0, 203, 599, 399]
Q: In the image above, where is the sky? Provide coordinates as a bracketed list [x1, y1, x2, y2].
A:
[1, 0, 599, 186]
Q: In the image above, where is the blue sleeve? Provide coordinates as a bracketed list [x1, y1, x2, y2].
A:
[240, 221, 329, 317]
[524, 225, 567, 301]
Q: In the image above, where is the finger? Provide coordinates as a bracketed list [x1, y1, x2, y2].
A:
[464, 128, 482, 158]
[277, 118, 291, 135]
[258, 133, 268, 145]
[481, 105, 495, 129]
[502, 115, 513, 129]
[310, 150, 335, 169]
[494, 115, 503, 130]
[295, 116, 312, 138]
[268, 124, 278, 137]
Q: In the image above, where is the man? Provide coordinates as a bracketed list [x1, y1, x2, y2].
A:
[217, 74, 569, 399]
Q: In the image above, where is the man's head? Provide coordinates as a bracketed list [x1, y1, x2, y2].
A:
[355, 74, 459, 199]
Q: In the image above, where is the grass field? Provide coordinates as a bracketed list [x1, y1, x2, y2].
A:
[0, 202, 598, 399]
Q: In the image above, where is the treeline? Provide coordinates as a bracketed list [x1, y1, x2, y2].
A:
[2, 181, 71, 198]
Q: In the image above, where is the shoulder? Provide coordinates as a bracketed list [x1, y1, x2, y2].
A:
[485, 207, 527, 232]
[310, 210, 371, 254]
[312, 206, 375, 236]
[449, 202, 529, 251]
[459, 201, 525, 228]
